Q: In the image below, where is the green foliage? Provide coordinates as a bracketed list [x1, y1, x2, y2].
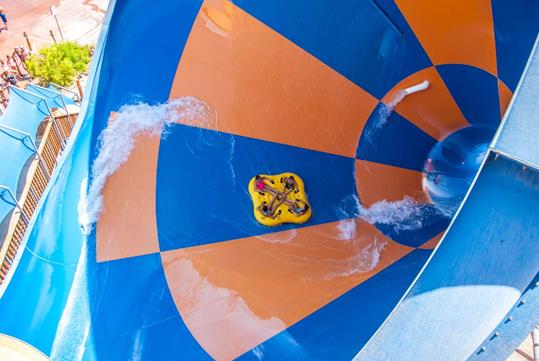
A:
[26, 42, 92, 86]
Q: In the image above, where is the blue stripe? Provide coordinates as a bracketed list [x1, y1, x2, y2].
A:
[90, 0, 203, 154]
[83, 316, 210, 361]
[84, 254, 211, 361]
[437, 64, 501, 128]
[236, 249, 432, 361]
[492, 0, 539, 91]
[356, 103, 437, 172]
[0, 252, 76, 355]
[233, 0, 431, 98]
[375, 204, 450, 248]
[156, 124, 357, 251]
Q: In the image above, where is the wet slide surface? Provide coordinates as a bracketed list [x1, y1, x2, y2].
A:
[0, 1, 538, 360]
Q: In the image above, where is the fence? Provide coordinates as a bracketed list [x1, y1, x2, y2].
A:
[0, 110, 78, 283]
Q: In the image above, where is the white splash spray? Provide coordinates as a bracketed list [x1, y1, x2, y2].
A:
[336, 194, 425, 242]
[331, 239, 387, 278]
[353, 239, 386, 273]
[329, 195, 424, 279]
[228, 136, 237, 186]
[364, 90, 406, 144]
[377, 90, 407, 129]
[50, 176, 91, 361]
[365, 80, 430, 143]
[337, 218, 358, 241]
[252, 345, 265, 361]
[358, 196, 423, 232]
[324, 227, 387, 280]
[256, 228, 298, 244]
[78, 97, 214, 234]
[77, 176, 90, 233]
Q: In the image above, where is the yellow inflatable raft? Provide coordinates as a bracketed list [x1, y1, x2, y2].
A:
[248, 173, 312, 227]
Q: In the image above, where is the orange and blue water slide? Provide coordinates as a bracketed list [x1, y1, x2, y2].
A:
[0, 0, 538, 360]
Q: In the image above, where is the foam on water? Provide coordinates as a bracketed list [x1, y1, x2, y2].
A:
[431, 198, 460, 219]
[77, 176, 90, 234]
[49, 244, 90, 361]
[378, 90, 407, 127]
[252, 345, 265, 361]
[256, 229, 299, 244]
[364, 90, 407, 144]
[337, 218, 358, 241]
[358, 196, 424, 232]
[171, 258, 286, 359]
[228, 136, 237, 186]
[330, 194, 430, 278]
[79, 97, 213, 234]
[51, 182, 91, 360]
[338, 239, 387, 276]
[324, 232, 387, 280]
[337, 194, 426, 237]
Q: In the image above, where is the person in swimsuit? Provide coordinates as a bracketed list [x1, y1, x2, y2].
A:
[0, 7, 8, 31]
[254, 175, 308, 218]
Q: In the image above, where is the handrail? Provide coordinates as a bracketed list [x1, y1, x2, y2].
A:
[0, 108, 79, 284]
[49, 82, 81, 103]
[0, 123, 37, 151]
[10, 85, 69, 146]
[0, 186, 29, 224]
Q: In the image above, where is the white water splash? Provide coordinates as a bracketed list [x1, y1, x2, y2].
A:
[50, 194, 91, 361]
[256, 228, 298, 244]
[228, 136, 237, 186]
[336, 239, 387, 277]
[364, 90, 407, 143]
[378, 89, 407, 127]
[432, 199, 460, 219]
[358, 196, 423, 232]
[168, 258, 285, 360]
[337, 218, 358, 241]
[336, 194, 424, 240]
[130, 329, 144, 361]
[49, 255, 90, 361]
[78, 97, 214, 234]
[329, 195, 425, 279]
[77, 176, 90, 234]
[324, 233, 387, 280]
[252, 345, 265, 361]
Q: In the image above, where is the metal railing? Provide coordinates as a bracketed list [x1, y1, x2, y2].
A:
[0, 111, 78, 284]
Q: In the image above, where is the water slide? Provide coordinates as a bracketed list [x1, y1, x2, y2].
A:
[0, 0, 538, 360]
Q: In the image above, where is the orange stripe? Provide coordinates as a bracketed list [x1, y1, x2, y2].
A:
[355, 159, 429, 207]
[161, 220, 413, 361]
[395, 0, 497, 75]
[419, 232, 444, 250]
[381, 66, 469, 140]
[169, 0, 378, 158]
[498, 79, 513, 120]
[96, 113, 160, 262]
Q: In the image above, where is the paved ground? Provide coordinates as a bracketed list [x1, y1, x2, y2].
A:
[0, 0, 109, 57]
[509, 334, 535, 361]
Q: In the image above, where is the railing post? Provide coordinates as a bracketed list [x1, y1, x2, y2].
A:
[7, 54, 23, 77]
[23, 32, 33, 52]
[49, 30, 57, 44]
[76, 76, 83, 100]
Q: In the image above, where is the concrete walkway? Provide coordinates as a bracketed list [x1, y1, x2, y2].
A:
[0, 0, 109, 56]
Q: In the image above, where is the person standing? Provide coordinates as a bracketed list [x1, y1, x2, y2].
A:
[0, 7, 8, 30]
[1, 62, 17, 85]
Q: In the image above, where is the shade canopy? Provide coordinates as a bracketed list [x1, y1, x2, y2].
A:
[0, 127, 35, 222]
[26, 84, 76, 110]
[0, 87, 49, 140]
